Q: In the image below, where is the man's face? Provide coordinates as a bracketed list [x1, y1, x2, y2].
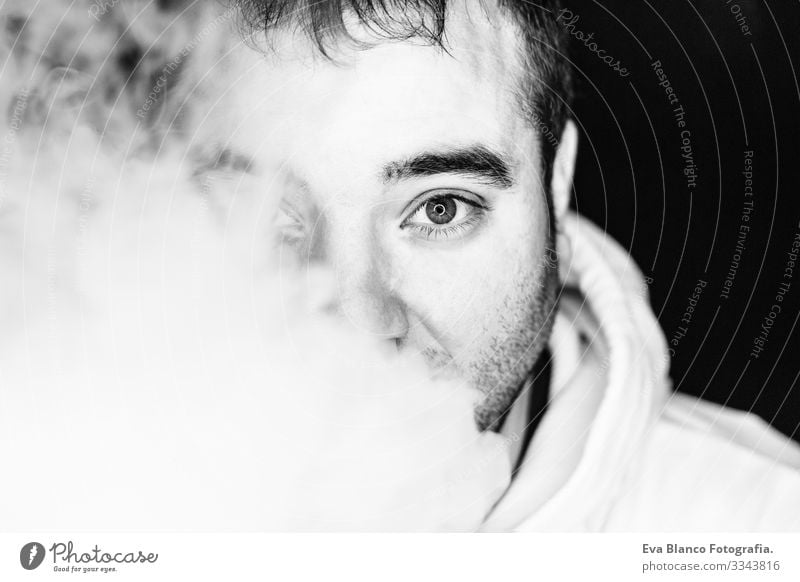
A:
[206, 2, 558, 429]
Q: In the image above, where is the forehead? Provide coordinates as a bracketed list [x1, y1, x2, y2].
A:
[206, 2, 532, 186]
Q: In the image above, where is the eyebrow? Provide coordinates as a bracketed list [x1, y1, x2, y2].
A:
[381, 145, 515, 188]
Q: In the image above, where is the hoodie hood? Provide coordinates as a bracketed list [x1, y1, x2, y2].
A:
[482, 212, 671, 531]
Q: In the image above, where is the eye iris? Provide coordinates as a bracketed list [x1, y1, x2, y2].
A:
[425, 196, 457, 225]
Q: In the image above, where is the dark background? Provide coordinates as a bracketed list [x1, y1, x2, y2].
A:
[567, 0, 800, 441]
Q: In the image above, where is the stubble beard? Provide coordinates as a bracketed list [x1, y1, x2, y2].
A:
[470, 243, 560, 432]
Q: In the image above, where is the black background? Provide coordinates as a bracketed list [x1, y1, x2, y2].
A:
[568, 0, 800, 441]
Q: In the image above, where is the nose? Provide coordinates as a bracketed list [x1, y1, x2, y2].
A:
[324, 226, 409, 341]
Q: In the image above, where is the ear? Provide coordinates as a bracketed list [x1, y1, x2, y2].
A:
[550, 119, 578, 282]
[550, 119, 578, 225]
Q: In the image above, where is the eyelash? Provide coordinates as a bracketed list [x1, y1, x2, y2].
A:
[400, 192, 490, 241]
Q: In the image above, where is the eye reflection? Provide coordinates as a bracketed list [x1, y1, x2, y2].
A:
[426, 196, 458, 224]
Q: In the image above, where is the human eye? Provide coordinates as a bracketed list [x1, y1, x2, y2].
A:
[273, 202, 306, 246]
[400, 190, 490, 242]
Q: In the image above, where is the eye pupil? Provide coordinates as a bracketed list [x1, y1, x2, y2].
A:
[425, 196, 457, 224]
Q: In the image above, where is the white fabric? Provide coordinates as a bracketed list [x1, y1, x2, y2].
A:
[483, 213, 800, 532]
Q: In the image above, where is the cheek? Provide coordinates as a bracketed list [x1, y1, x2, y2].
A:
[394, 196, 549, 350]
[395, 245, 500, 339]
[457, 249, 544, 358]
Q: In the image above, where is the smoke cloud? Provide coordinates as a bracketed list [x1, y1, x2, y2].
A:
[0, 0, 511, 531]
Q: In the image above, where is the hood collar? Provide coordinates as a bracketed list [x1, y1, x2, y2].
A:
[482, 212, 670, 531]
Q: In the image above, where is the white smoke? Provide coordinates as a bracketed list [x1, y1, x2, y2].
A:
[0, 1, 511, 531]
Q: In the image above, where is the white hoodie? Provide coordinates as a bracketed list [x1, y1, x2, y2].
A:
[482, 213, 800, 532]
